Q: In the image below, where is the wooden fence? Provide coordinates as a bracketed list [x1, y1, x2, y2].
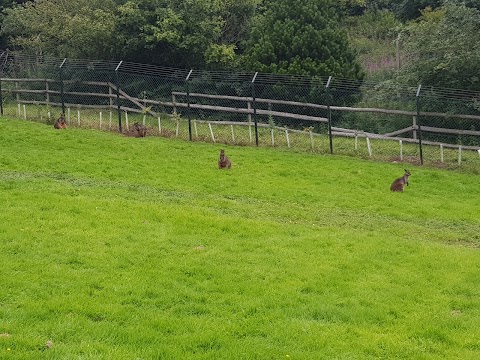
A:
[2, 77, 480, 153]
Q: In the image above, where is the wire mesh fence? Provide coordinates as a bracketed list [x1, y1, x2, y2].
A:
[1, 50, 479, 172]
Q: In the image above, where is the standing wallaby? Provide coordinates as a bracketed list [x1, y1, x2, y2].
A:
[390, 169, 411, 192]
[133, 122, 147, 137]
[53, 113, 67, 129]
[218, 149, 231, 169]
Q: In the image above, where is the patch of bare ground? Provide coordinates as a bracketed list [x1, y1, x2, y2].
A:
[389, 156, 422, 166]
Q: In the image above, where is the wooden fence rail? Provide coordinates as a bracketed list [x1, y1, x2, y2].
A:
[1, 78, 479, 151]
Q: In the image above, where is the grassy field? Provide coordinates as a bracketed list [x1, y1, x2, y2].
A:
[4, 103, 480, 175]
[0, 117, 479, 359]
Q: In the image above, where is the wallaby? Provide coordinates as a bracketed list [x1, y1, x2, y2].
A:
[390, 169, 411, 192]
[133, 122, 147, 137]
[53, 113, 67, 129]
[218, 149, 231, 169]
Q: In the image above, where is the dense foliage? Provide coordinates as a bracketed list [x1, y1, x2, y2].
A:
[399, 1, 480, 91]
[0, 0, 479, 91]
[241, 0, 363, 80]
[1, 0, 118, 59]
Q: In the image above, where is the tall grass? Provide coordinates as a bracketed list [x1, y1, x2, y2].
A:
[1, 118, 479, 359]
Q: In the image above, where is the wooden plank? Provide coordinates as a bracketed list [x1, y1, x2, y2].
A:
[383, 126, 416, 137]
[117, 88, 157, 117]
[421, 125, 480, 137]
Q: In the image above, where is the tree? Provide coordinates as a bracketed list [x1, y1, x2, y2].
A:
[399, 1, 480, 91]
[1, 0, 119, 59]
[116, 0, 258, 69]
[240, 0, 363, 80]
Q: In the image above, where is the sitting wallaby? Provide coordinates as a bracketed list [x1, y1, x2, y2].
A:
[218, 149, 231, 169]
[390, 169, 411, 192]
[133, 122, 147, 137]
[53, 113, 67, 129]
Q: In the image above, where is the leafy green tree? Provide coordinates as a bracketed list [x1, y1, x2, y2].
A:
[399, 1, 480, 90]
[1, 0, 119, 58]
[241, 0, 363, 79]
[116, 0, 258, 69]
[0, 0, 30, 48]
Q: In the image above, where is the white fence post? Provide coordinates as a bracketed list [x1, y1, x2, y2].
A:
[366, 137, 372, 157]
[208, 122, 215, 142]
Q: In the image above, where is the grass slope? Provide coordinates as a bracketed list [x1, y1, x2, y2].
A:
[0, 118, 479, 359]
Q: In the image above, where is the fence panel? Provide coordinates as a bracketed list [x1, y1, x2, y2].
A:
[1, 50, 479, 172]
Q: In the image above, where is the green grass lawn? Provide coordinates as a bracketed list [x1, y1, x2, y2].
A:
[1, 118, 479, 359]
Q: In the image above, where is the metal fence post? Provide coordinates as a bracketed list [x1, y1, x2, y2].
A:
[416, 84, 423, 165]
[59, 58, 67, 115]
[325, 76, 333, 154]
[251, 72, 259, 146]
[185, 69, 193, 141]
[115, 61, 123, 133]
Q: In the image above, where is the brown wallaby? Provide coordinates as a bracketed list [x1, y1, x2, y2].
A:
[133, 122, 147, 137]
[390, 169, 411, 192]
[218, 149, 231, 169]
[53, 113, 67, 129]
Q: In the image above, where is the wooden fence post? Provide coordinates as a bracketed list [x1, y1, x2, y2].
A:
[45, 80, 50, 104]
[15, 81, 20, 103]
[412, 116, 417, 140]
